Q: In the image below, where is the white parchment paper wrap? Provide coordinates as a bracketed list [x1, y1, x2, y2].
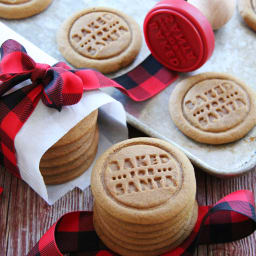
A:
[0, 22, 128, 204]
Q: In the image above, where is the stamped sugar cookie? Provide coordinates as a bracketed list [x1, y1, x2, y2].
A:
[94, 199, 194, 234]
[91, 137, 197, 256]
[43, 138, 98, 185]
[57, 7, 142, 73]
[94, 202, 196, 244]
[41, 125, 96, 160]
[169, 73, 256, 144]
[91, 137, 196, 224]
[238, 0, 256, 31]
[94, 203, 197, 252]
[0, 0, 52, 19]
[51, 109, 98, 148]
[40, 127, 98, 175]
[94, 202, 198, 256]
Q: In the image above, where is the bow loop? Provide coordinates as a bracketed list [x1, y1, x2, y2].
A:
[0, 40, 84, 111]
[0, 39, 27, 59]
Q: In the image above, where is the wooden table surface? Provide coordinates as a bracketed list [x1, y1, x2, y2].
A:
[0, 125, 255, 256]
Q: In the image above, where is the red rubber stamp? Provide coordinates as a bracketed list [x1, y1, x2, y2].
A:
[144, 0, 215, 72]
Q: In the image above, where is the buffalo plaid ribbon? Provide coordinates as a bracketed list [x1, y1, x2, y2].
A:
[0, 39, 177, 178]
[27, 190, 256, 256]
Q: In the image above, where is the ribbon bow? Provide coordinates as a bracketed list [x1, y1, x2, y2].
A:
[0, 39, 127, 177]
[0, 39, 177, 178]
[0, 39, 84, 111]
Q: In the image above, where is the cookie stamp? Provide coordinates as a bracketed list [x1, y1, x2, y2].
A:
[144, 0, 214, 72]
[238, 0, 256, 32]
[0, 0, 52, 19]
[57, 7, 142, 73]
[169, 73, 256, 144]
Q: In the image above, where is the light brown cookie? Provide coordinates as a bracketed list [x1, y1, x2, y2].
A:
[43, 135, 99, 185]
[169, 73, 256, 144]
[40, 127, 99, 176]
[94, 198, 195, 235]
[42, 124, 96, 160]
[52, 110, 98, 148]
[0, 0, 52, 19]
[40, 127, 98, 168]
[91, 137, 196, 224]
[57, 7, 142, 73]
[94, 202, 198, 256]
[238, 0, 256, 31]
[94, 201, 196, 244]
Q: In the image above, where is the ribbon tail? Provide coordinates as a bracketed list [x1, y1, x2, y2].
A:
[27, 223, 61, 256]
[196, 190, 256, 245]
[27, 190, 256, 256]
[166, 190, 256, 256]
[0, 84, 42, 177]
[27, 212, 104, 256]
[77, 55, 178, 101]
[113, 55, 178, 101]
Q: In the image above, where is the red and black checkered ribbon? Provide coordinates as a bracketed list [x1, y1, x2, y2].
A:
[0, 39, 177, 178]
[27, 190, 256, 256]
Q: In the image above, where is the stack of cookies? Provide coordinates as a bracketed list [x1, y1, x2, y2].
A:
[91, 137, 198, 256]
[40, 110, 98, 185]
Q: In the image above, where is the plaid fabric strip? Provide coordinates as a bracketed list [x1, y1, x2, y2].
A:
[0, 39, 178, 178]
[74, 54, 178, 101]
[0, 40, 84, 177]
[27, 190, 256, 256]
[113, 55, 178, 101]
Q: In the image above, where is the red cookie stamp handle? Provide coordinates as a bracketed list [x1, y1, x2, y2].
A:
[144, 0, 215, 72]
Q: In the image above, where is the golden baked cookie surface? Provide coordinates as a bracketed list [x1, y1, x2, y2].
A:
[238, 0, 256, 31]
[69, 11, 131, 59]
[57, 7, 142, 73]
[91, 137, 196, 224]
[169, 73, 256, 144]
[0, 0, 52, 19]
[104, 144, 182, 209]
[183, 79, 250, 132]
[0, 0, 30, 4]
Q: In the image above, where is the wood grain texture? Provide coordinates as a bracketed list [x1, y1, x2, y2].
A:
[0, 127, 255, 256]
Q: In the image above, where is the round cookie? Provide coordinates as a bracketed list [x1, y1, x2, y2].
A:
[169, 73, 256, 144]
[42, 124, 96, 160]
[40, 128, 97, 168]
[57, 7, 142, 73]
[94, 202, 198, 256]
[0, 0, 52, 19]
[238, 0, 256, 32]
[40, 127, 99, 176]
[94, 202, 197, 249]
[43, 135, 99, 185]
[52, 110, 98, 148]
[94, 198, 195, 234]
[94, 202, 196, 243]
[91, 137, 196, 224]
